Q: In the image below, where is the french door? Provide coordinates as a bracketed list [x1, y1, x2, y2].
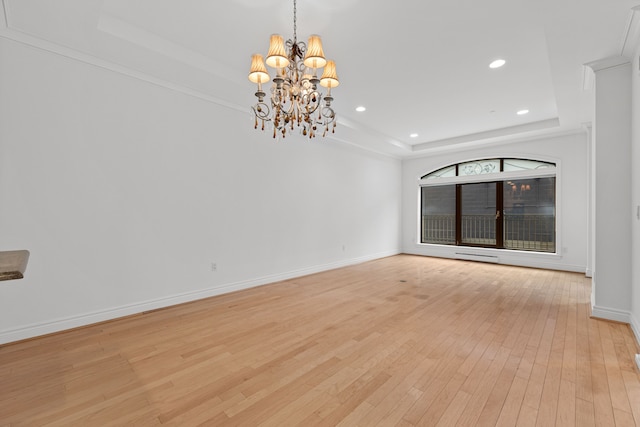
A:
[457, 182, 502, 248]
[421, 177, 556, 252]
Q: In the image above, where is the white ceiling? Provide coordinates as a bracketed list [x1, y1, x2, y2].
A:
[3, 0, 639, 157]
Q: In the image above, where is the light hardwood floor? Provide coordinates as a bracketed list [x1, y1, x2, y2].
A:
[1, 255, 639, 426]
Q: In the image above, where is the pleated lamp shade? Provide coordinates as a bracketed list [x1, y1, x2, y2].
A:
[248, 54, 270, 84]
[303, 35, 327, 69]
[265, 34, 290, 68]
[319, 60, 339, 88]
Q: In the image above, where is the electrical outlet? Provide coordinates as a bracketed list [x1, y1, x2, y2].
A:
[211, 262, 217, 272]
[636, 354, 640, 371]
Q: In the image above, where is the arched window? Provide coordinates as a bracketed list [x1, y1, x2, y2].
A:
[420, 158, 556, 253]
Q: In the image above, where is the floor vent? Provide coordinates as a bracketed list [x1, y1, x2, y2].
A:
[455, 252, 499, 263]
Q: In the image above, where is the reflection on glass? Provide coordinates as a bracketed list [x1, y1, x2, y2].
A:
[421, 185, 456, 244]
[503, 159, 555, 172]
[422, 165, 456, 180]
[503, 177, 555, 252]
[461, 182, 496, 245]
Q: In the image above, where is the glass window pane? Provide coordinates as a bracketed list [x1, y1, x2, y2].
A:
[458, 159, 500, 176]
[460, 182, 496, 246]
[503, 159, 555, 171]
[421, 185, 456, 244]
[422, 165, 456, 180]
[503, 177, 556, 252]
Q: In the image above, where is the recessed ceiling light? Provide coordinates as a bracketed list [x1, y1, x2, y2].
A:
[489, 59, 506, 69]
[517, 109, 529, 115]
[355, 106, 366, 112]
[410, 133, 419, 138]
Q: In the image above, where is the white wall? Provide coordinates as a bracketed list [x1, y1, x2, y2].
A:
[0, 38, 402, 344]
[632, 45, 640, 342]
[401, 132, 589, 272]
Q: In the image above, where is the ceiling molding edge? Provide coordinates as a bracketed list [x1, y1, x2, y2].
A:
[1, 0, 8, 28]
[0, 27, 248, 114]
[97, 13, 245, 86]
[582, 64, 595, 91]
[337, 116, 412, 152]
[325, 134, 403, 160]
[411, 118, 560, 152]
[404, 127, 587, 159]
[584, 55, 630, 72]
[0, 24, 401, 160]
[621, 6, 640, 58]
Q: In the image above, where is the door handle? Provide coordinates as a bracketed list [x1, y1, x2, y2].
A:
[496, 210, 501, 219]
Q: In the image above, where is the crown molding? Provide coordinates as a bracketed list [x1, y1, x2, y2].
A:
[584, 55, 630, 73]
[582, 64, 595, 91]
[411, 118, 560, 152]
[0, 0, 8, 29]
[622, 6, 640, 58]
[0, 19, 405, 160]
[404, 127, 586, 160]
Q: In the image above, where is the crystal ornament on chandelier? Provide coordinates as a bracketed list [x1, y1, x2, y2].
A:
[248, 0, 339, 139]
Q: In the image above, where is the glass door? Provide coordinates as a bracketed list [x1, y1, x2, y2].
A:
[503, 177, 556, 252]
[459, 182, 499, 247]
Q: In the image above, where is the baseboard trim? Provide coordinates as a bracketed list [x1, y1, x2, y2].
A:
[403, 247, 585, 273]
[0, 250, 400, 345]
[590, 305, 632, 324]
[630, 312, 640, 348]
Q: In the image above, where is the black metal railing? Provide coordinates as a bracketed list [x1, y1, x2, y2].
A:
[504, 214, 555, 252]
[421, 214, 555, 252]
[421, 214, 456, 244]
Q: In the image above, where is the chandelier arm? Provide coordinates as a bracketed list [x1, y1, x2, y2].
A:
[300, 92, 321, 114]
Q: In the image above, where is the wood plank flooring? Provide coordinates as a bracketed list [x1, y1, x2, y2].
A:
[1, 255, 639, 426]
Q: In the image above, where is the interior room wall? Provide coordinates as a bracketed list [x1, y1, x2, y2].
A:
[0, 38, 402, 344]
[401, 132, 589, 273]
[632, 46, 640, 342]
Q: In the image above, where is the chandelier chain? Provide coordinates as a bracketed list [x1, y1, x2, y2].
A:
[293, 0, 297, 43]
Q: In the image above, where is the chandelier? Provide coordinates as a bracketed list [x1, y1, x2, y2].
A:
[248, 0, 339, 139]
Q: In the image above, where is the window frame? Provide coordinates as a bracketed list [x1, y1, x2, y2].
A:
[418, 157, 559, 255]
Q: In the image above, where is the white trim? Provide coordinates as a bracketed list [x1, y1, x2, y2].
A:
[403, 246, 583, 272]
[585, 123, 594, 280]
[0, 26, 248, 114]
[630, 312, 640, 348]
[411, 119, 560, 151]
[0, 0, 8, 28]
[420, 168, 556, 187]
[584, 56, 631, 73]
[582, 64, 595, 91]
[0, 22, 396, 161]
[416, 154, 563, 259]
[591, 305, 632, 324]
[405, 128, 587, 160]
[621, 6, 640, 59]
[0, 250, 400, 345]
[97, 13, 244, 86]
